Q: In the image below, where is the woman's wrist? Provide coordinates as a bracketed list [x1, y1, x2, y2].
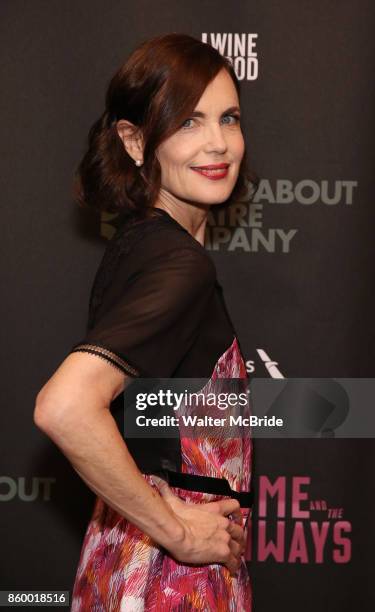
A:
[144, 496, 186, 549]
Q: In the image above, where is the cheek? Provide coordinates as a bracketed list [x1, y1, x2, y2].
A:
[157, 144, 190, 180]
[233, 134, 245, 160]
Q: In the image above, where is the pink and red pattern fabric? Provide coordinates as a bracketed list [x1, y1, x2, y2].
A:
[71, 337, 252, 611]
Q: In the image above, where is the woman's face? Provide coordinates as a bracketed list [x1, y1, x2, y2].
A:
[155, 68, 245, 208]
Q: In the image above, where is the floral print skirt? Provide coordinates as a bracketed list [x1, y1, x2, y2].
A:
[71, 338, 252, 611]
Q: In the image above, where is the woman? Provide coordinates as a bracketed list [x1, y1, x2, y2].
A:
[34, 33, 257, 611]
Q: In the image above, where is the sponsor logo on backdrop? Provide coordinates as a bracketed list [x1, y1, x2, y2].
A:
[245, 475, 352, 564]
[246, 349, 284, 378]
[205, 178, 358, 253]
[242, 370, 352, 564]
[0, 477, 55, 501]
[202, 33, 259, 81]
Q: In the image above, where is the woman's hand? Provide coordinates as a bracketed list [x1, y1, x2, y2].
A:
[151, 476, 246, 576]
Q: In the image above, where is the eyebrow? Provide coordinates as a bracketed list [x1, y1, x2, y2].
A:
[189, 105, 241, 118]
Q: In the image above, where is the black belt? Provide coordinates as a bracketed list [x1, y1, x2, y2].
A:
[155, 469, 253, 508]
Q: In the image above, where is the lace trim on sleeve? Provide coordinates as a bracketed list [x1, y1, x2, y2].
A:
[70, 343, 140, 377]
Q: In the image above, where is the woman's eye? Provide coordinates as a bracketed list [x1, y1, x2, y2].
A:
[181, 118, 195, 129]
[222, 114, 240, 125]
[180, 114, 240, 130]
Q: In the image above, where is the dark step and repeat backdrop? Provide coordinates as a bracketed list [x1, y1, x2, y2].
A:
[1, 1, 374, 610]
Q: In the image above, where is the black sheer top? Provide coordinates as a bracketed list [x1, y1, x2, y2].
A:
[69, 208, 243, 475]
[70, 208, 238, 378]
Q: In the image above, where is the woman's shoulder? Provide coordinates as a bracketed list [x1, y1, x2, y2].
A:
[113, 209, 216, 277]
[88, 210, 216, 327]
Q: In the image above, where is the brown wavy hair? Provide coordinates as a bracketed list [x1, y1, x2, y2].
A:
[74, 33, 258, 220]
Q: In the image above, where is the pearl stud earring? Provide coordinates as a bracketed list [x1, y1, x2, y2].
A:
[135, 160, 143, 167]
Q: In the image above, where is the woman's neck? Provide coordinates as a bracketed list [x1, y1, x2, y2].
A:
[154, 195, 209, 246]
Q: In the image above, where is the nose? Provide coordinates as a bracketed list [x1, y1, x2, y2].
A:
[203, 122, 228, 153]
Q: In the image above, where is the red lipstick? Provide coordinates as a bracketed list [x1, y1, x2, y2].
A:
[190, 163, 230, 180]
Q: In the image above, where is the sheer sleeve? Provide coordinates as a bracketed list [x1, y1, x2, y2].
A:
[69, 245, 216, 378]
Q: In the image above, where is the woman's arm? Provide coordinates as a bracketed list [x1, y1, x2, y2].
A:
[34, 352, 245, 574]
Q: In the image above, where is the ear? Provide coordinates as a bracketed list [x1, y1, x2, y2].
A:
[116, 120, 144, 164]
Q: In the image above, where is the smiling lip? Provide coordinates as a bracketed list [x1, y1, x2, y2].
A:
[191, 163, 229, 169]
[190, 163, 230, 181]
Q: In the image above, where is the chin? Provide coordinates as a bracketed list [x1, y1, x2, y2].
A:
[199, 189, 235, 205]
[179, 185, 236, 207]
[208, 198, 233, 207]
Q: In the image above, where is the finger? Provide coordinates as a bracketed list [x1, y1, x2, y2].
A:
[228, 511, 244, 527]
[220, 515, 245, 541]
[227, 507, 243, 525]
[229, 539, 245, 559]
[217, 542, 238, 575]
[228, 538, 242, 560]
[199, 500, 228, 515]
[227, 521, 245, 540]
[215, 540, 241, 575]
[201, 498, 241, 517]
[217, 524, 245, 557]
[219, 500, 243, 525]
[224, 552, 241, 576]
[226, 521, 245, 545]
